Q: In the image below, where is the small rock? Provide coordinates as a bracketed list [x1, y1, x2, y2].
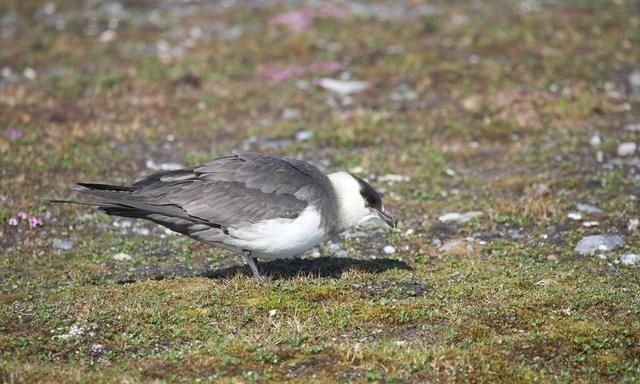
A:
[438, 211, 483, 223]
[113, 252, 132, 261]
[317, 78, 369, 95]
[575, 234, 624, 255]
[576, 203, 602, 214]
[589, 134, 601, 146]
[439, 239, 473, 255]
[268, 309, 277, 317]
[327, 243, 341, 255]
[91, 344, 106, 357]
[620, 253, 640, 266]
[334, 249, 348, 258]
[132, 226, 150, 236]
[567, 212, 582, 221]
[145, 159, 183, 171]
[52, 238, 73, 251]
[617, 142, 637, 157]
[628, 218, 639, 232]
[295, 129, 313, 142]
[383, 245, 396, 254]
[281, 108, 300, 120]
[582, 221, 599, 227]
[378, 174, 410, 183]
[546, 254, 558, 262]
[23, 67, 36, 80]
[624, 123, 640, 132]
[310, 249, 321, 258]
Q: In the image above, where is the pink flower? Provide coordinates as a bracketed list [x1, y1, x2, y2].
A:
[269, 10, 312, 31]
[0, 194, 6, 203]
[28, 216, 43, 228]
[8, 217, 18, 226]
[16, 211, 27, 221]
[3, 128, 24, 141]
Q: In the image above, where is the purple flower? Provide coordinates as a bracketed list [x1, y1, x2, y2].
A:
[0, 194, 6, 203]
[8, 217, 18, 226]
[16, 211, 27, 221]
[3, 128, 24, 141]
[269, 10, 312, 31]
[28, 216, 43, 228]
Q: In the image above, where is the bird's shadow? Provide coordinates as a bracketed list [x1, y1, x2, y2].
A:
[113, 257, 412, 284]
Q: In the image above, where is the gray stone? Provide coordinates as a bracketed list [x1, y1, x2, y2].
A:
[575, 235, 624, 255]
[620, 253, 640, 266]
[438, 211, 483, 223]
[617, 142, 637, 157]
[576, 203, 602, 214]
[383, 245, 396, 254]
[52, 238, 73, 251]
[113, 252, 132, 261]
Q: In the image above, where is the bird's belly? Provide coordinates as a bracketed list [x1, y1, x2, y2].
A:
[224, 206, 327, 259]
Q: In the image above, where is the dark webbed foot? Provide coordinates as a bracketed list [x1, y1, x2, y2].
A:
[242, 249, 264, 282]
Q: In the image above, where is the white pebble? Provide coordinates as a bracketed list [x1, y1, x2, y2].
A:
[620, 254, 640, 266]
[567, 212, 582, 221]
[383, 245, 396, 254]
[113, 252, 132, 261]
[617, 142, 637, 157]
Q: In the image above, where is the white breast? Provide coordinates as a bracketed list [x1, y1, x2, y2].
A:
[225, 206, 326, 259]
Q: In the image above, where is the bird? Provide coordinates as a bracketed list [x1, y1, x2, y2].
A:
[54, 151, 397, 280]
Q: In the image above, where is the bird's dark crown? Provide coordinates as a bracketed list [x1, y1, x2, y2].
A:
[350, 174, 383, 209]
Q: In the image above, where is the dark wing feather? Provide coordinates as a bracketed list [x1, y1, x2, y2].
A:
[76, 152, 336, 232]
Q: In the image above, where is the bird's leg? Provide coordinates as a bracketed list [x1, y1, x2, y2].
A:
[242, 249, 262, 281]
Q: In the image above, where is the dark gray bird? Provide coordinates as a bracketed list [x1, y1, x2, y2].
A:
[56, 151, 396, 279]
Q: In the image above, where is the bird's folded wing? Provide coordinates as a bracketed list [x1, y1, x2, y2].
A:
[127, 152, 331, 228]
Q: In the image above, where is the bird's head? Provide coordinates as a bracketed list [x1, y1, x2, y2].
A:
[328, 171, 397, 230]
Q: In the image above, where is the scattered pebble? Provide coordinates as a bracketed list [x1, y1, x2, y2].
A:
[589, 134, 601, 146]
[334, 249, 348, 258]
[317, 78, 369, 95]
[282, 108, 301, 120]
[383, 245, 396, 254]
[295, 130, 313, 142]
[113, 252, 132, 261]
[91, 344, 106, 358]
[52, 238, 74, 251]
[624, 123, 640, 132]
[574, 234, 624, 255]
[619, 254, 640, 266]
[582, 221, 599, 227]
[567, 212, 582, 221]
[56, 323, 87, 340]
[576, 203, 602, 214]
[378, 174, 410, 183]
[389, 83, 417, 102]
[439, 239, 473, 254]
[438, 211, 483, 223]
[23, 67, 36, 80]
[268, 309, 277, 317]
[617, 142, 637, 157]
[145, 159, 183, 171]
[628, 218, 639, 232]
[546, 254, 558, 262]
[327, 243, 341, 255]
[403, 228, 415, 237]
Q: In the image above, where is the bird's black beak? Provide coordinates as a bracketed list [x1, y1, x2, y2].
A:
[376, 207, 397, 228]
